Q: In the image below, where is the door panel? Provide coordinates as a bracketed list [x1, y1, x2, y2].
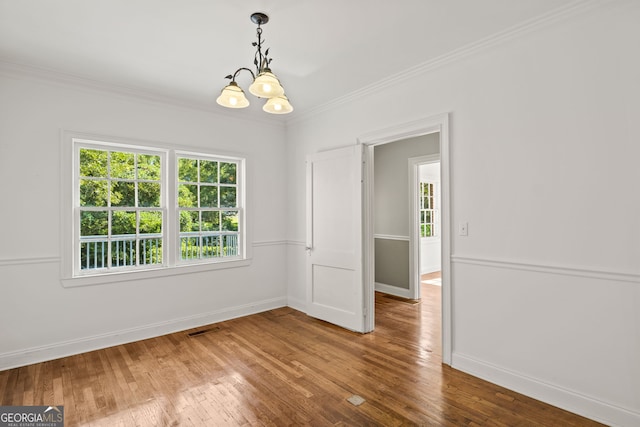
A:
[311, 265, 356, 312]
[306, 145, 365, 332]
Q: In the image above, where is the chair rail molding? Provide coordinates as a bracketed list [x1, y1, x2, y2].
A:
[452, 255, 640, 283]
[374, 234, 410, 241]
[0, 256, 60, 267]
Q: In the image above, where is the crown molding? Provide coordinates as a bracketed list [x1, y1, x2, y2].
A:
[0, 60, 286, 129]
[287, 0, 603, 126]
[1, 0, 607, 129]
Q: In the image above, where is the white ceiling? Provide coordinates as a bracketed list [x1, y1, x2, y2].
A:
[0, 0, 573, 118]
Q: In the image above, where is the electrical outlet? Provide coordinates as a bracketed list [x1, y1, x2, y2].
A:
[459, 222, 468, 236]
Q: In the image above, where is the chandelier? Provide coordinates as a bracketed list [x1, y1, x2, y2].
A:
[216, 12, 293, 114]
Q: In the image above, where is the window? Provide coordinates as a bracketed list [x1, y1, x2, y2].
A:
[419, 181, 438, 238]
[177, 155, 240, 261]
[78, 146, 164, 273]
[68, 137, 246, 282]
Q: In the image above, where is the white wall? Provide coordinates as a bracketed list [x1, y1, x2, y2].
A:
[286, 2, 640, 426]
[1, 2, 639, 425]
[0, 73, 289, 369]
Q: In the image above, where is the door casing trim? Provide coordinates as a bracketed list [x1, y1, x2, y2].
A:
[358, 113, 451, 365]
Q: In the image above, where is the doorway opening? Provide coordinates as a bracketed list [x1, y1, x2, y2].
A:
[360, 113, 451, 364]
[371, 140, 443, 364]
[411, 156, 441, 300]
[418, 163, 442, 283]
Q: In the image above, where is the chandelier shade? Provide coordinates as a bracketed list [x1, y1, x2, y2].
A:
[216, 12, 293, 114]
[249, 69, 285, 98]
[216, 82, 250, 108]
[263, 94, 293, 114]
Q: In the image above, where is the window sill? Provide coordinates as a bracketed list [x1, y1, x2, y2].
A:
[60, 258, 252, 288]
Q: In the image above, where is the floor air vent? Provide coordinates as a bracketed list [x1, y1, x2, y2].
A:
[347, 395, 365, 406]
[187, 327, 219, 337]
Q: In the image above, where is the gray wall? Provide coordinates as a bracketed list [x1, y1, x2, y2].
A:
[374, 133, 440, 289]
[375, 238, 410, 289]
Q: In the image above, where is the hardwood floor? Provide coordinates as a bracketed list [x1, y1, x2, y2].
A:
[0, 283, 603, 426]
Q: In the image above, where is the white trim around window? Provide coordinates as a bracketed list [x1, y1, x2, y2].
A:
[60, 130, 252, 288]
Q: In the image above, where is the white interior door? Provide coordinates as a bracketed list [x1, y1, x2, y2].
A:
[306, 145, 366, 332]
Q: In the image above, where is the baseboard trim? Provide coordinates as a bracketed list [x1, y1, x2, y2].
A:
[420, 264, 441, 275]
[375, 282, 412, 299]
[287, 296, 306, 312]
[0, 297, 287, 371]
[452, 352, 640, 427]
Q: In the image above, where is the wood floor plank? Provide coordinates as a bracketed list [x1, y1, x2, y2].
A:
[0, 282, 604, 426]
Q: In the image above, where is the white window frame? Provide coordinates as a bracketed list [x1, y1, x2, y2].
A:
[419, 181, 439, 238]
[174, 151, 244, 266]
[60, 131, 251, 288]
[74, 140, 167, 276]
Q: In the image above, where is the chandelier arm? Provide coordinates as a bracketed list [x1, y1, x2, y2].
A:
[227, 67, 256, 83]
